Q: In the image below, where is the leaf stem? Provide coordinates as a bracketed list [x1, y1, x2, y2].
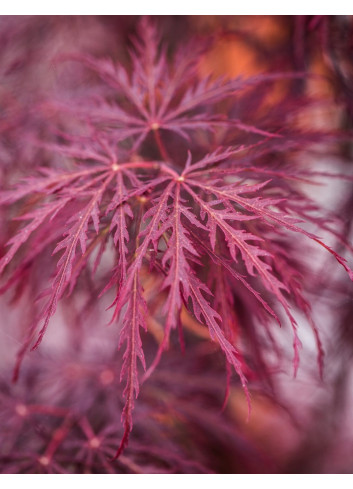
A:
[153, 128, 171, 162]
[122, 160, 179, 179]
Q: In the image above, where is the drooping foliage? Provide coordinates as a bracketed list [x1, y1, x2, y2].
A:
[1, 17, 353, 459]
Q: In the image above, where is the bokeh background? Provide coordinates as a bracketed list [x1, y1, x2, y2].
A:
[0, 15, 353, 473]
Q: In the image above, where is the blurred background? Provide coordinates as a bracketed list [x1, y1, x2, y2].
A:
[0, 15, 353, 473]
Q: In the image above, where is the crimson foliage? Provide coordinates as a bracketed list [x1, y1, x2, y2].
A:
[1, 17, 353, 463]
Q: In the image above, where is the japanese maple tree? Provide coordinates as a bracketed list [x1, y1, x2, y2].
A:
[1, 16, 353, 463]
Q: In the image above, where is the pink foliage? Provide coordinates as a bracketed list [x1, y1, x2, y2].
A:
[1, 17, 353, 468]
